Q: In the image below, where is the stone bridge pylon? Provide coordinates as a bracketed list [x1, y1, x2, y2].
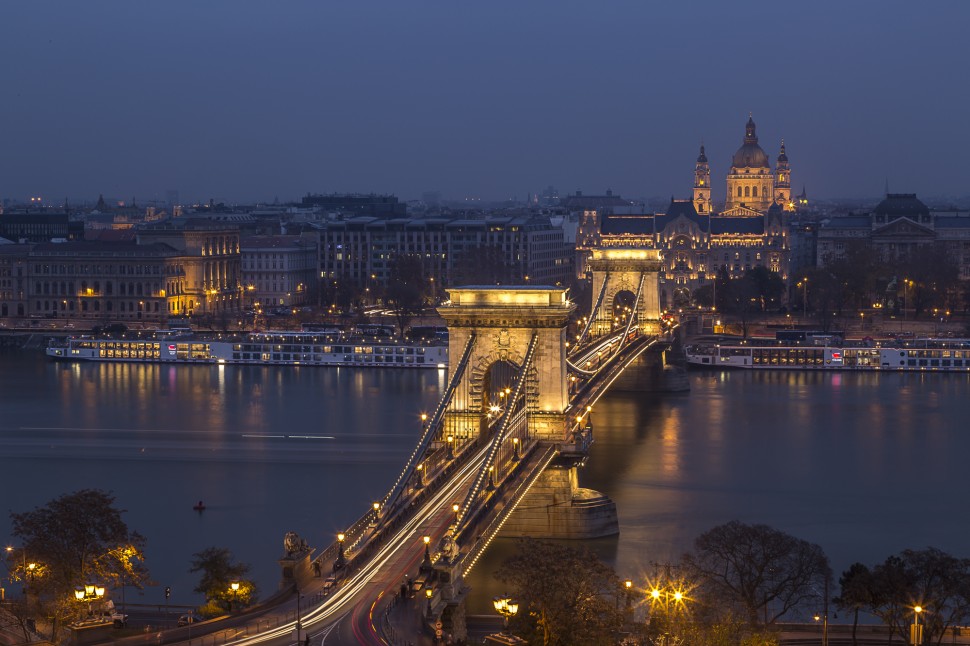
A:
[588, 248, 663, 337]
[437, 286, 618, 539]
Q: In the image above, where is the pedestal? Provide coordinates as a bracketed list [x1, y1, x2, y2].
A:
[70, 621, 114, 645]
[279, 549, 316, 591]
[500, 466, 618, 538]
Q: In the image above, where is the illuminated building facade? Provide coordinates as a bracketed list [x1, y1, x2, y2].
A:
[24, 241, 188, 321]
[137, 218, 243, 316]
[591, 117, 793, 306]
[241, 234, 318, 308]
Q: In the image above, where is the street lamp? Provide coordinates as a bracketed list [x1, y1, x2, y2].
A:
[335, 532, 346, 571]
[74, 583, 106, 618]
[423, 535, 432, 567]
[229, 581, 240, 612]
[911, 605, 924, 645]
[492, 595, 519, 634]
[799, 278, 809, 321]
[426, 587, 434, 617]
[452, 503, 460, 526]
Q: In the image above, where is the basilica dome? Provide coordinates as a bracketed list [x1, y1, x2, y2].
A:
[731, 116, 769, 169]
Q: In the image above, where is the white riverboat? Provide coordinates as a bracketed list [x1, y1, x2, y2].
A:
[685, 337, 970, 372]
[46, 330, 448, 369]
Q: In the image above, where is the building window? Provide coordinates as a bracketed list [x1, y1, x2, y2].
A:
[752, 186, 758, 197]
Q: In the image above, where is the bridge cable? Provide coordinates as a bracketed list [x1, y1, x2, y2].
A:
[455, 332, 540, 533]
[615, 271, 645, 354]
[571, 273, 609, 355]
[377, 332, 477, 521]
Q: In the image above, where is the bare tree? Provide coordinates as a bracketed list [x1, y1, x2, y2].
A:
[681, 521, 831, 627]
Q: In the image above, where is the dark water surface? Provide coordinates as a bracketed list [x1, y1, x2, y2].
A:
[2, 349, 968, 615]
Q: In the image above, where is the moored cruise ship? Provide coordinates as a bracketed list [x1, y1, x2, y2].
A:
[46, 330, 449, 369]
[685, 337, 970, 372]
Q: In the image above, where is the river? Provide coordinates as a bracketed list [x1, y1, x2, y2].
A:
[1, 349, 968, 617]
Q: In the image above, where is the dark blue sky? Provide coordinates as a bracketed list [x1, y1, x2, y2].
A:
[1, 1, 967, 204]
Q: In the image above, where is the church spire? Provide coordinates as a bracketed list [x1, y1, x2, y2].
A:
[697, 143, 708, 163]
[744, 114, 758, 143]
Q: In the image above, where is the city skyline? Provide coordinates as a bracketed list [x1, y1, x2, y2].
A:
[1, 1, 968, 204]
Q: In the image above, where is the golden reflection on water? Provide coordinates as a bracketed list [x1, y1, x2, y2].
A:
[660, 408, 681, 477]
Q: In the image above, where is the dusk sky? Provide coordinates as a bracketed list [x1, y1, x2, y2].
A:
[1, 1, 968, 205]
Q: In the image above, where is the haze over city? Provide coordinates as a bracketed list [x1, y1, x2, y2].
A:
[2, 1, 968, 205]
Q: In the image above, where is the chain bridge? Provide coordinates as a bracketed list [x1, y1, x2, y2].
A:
[217, 250, 687, 646]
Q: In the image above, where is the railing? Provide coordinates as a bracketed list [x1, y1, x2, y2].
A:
[459, 443, 557, 576]
[378, 333, 477, 523]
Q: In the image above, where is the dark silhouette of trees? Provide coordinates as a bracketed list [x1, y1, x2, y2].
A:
[384, 254, 428, 336]
[681, 520, 831, 627]
[744, 266, 786, 312]
[188, 547, 257, 615]
[899, 244, 960, 318]
[9, 489, 149, 640]
[496, 538, 623, 646]
[852, 549, 970, 645]
[451, 244, 514, 286]
[834, 562, 875, 646]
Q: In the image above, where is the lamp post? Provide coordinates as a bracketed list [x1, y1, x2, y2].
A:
[74, 583, 106, 619]
[334, 532, 347, 573]
[229, 581, 239, 612]
[452, 503, 460, 526]
[911, 605, 923, 645]
[492, 595, 519, 635]
[647, 577, 690, 645]
[422, 535, 432, 567]
[426, 588, 434, 617]
[800, 278, 809, 323]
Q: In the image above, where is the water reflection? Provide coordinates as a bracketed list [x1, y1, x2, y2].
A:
[5, 352, 970, 618]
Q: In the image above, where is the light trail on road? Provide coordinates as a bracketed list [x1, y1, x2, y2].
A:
[220, 442, 491, 646]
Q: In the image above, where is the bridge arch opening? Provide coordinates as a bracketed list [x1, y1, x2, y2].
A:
[611, 290, 637, 331]
[481, 359, 518, 429]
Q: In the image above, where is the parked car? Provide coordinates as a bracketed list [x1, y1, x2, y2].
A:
[177, 614, 200, 627]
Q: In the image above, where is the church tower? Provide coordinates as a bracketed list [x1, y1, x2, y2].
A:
[775, 140, 793, 211]
[693, 145, 711, 214]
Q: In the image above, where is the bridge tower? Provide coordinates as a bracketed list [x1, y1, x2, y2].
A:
[438, 286, 619, 540]
[438, 286, 573, 444]
[587, 248, 663, 337]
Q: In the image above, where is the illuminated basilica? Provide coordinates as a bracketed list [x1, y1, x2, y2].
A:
[579, 116, 795, 307]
